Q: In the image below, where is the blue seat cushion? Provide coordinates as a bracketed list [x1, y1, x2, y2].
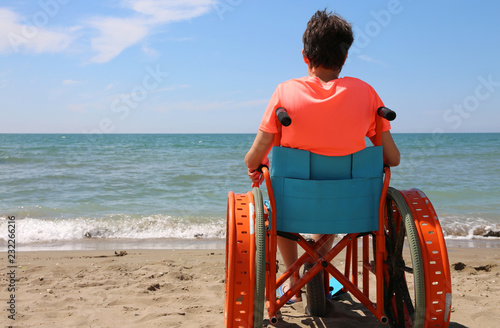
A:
[270, 146, 383, 234]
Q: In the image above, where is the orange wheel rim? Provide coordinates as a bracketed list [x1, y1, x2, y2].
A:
[224, 192, 256, 327]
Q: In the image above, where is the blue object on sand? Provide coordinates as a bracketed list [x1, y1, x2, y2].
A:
[329, 277, 344, 298]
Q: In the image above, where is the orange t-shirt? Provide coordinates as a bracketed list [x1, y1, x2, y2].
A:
[259, 76, 391, 156]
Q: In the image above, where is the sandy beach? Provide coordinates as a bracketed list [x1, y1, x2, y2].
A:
[2, 243, 500, 328]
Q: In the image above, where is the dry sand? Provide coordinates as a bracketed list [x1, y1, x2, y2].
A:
[1, 244, 500, 328]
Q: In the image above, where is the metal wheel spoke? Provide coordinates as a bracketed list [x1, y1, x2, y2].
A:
[398, 277, 415, 318]
[395, 289, 405, 327]
[402, 265, 413, 274]
[386, 198, 397, 251]
[394, 218, 406, 259]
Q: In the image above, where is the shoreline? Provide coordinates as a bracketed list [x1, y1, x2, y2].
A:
[2, 237, 500, 253]
[1, 246, 499, 327]
[8, 238, 227, 252]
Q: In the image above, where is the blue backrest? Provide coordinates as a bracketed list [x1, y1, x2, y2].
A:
[270, 146, 383, 234]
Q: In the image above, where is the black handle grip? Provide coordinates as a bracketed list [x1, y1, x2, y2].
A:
[377, 107, 396, 121]
[275, 107, 291, 126]
[256, 163, 268, 173]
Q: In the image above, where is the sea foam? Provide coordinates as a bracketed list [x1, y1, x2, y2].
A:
[0, 215, 226, 244]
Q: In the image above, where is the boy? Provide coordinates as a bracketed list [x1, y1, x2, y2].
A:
[245, 9, 400, 300]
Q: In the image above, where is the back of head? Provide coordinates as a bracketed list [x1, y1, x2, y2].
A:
[302, 10, 354, 71]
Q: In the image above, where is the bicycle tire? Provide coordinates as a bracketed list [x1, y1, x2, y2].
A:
[252, 187, 266, 328]
[384, 187, 426, 328]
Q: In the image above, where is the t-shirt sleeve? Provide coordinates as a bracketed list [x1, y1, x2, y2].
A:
[258, 86, 281, 134]
[365, 86, 391, 138]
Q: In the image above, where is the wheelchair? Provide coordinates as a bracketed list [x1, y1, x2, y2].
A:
[225, 107, 452, 327]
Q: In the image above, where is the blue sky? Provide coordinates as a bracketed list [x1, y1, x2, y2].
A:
[1, 0, 499, 133]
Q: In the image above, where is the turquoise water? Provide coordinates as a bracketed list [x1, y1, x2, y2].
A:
[0, 133, 499, 247]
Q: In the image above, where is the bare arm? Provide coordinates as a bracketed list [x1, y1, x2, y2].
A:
[370, 130, 400, 167]
[244, 130, 274, 171]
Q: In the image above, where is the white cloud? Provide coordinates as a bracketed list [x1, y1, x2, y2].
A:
[103, 84, 114, 92]
[127, 0, 216, 23]
[141, 44, 159, 58]
[0, 8, 76, 54]
[357, 54, 387, 67]
[0, 1, 216, 63]
[87, 0, 216, 63]
[87, 17, 149, 63]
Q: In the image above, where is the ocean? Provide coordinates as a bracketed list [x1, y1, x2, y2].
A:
[1, 133, 499, 250]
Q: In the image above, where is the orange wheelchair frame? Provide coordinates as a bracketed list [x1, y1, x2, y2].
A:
[225, 110, 452, 327]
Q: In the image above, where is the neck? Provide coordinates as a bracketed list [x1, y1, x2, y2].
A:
[308, 65, 340, 84]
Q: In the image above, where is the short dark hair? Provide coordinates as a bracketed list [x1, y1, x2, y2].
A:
[302, 10, 354, 71]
